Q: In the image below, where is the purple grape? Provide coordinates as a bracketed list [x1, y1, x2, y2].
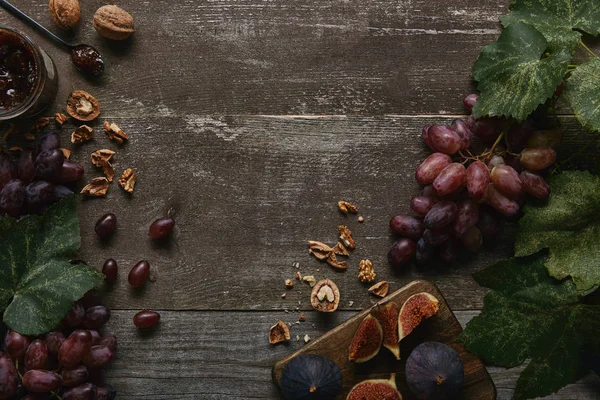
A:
[423, 227, 450, 246]
[35, 149, 64, 179]
[422, 125, 435, 151]
[389, 215, 424, 239]
[18, 150, 36, 184]
[526, 130, 562, 148]
[410, 195, 436, 216]
[82, 305, 111, 330]
[415, 238, 433, 266]
[439, 239, 460, 263]
[507, 120, 534, 151]
[520, 147, 556, 171]
[24, 181, 55, 215]
[54, 160, 84, 184]
[421, 184, 436, 198]
[463, 93, 479, 112]
[54, 185, 74, 200]
[61, 365, 89, 387]
[432, 163, 466, 197]
[520, 170, 550, 199]
[424, 200, 458, 229]
[477, 207, 501, 241]
[388, 238, 416, 266]
[44, 332, 65, 355]
[25, 340, 48, 371]
[0, 354, 18, 398]
[450, 119, 471, 150]
[491, 165, 523, 198]
[466, 161, 490, 201]
[99, 333, 116, 352]
[97, 385, 117, 400]
[466, 115, 500, 144]
[487, 155, 505, 170]
[486, 184, 520, 216]
[415, 153, 452, 185]
[453, 199, 479, 237]
[461, 226, 483, 252]
[63, 383, 97, 400]
[82, 345, 113, 368]
[64, 302, 85, 328]
[428, 125, 461, 155]
[22, 370, 62, 393]
[0, 179, 24, 218]
[37, 132, 60, 153]
[58, 330, 92, 368]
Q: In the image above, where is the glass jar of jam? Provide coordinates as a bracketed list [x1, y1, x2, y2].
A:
[0, 27, 58, 121]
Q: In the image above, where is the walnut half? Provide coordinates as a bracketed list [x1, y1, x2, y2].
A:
[67, 90, 100, 121]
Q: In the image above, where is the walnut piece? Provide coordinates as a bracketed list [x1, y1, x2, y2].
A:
[71, 125, 94, 143]
[25, 133, 36, 141]
[93, 5, 135, 40]
[298, 313, 305, 322]
[358, 259, 376, 283]
[103, 121, 129, 144]
[304, 334, 311, 343]
[285, 279, 294, 289]
[34, 117, 51, 131]
[268, 320, 290, 345]
[60, 148, 72, 159]
[67, 90, 100, 121]
[302, 275, 316, 287]
[118, 168, 136, 193]
[368, 281, 389, 298]
[326, 252, 348, 270]
[338, 200, 358, 214]
[358, 216, 365, 223]
[49, 0, 80, 30]
[55, 113, 68, 126]
[80, 177, 109, 197]
[338, 225, 355, 250]
[332, 242, 349, 256]
[307, 240, 334, 260]
[91, 149, 116, 182]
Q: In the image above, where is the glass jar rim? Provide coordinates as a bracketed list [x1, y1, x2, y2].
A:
[0, 26, 46, 120]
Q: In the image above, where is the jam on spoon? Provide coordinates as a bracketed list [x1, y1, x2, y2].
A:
[71, 45, 104, 76]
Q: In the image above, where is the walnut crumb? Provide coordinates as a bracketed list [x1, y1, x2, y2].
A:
[281, 293, 286, 298]
[285, 279, 294, 289]
[118, 168, 136, 193]
[268, 321, 290, 345]
[60, 148, 72, 159]
[295, 271, 302, 280]
[24, 133, 36, 141]
[358, 259, 376, 283]
[8, 146, 22, 152]
[103, 121, 129, 144]
[71, 125, 94, 143]
[358, 216, 364, 223]
[91, 149, 116, 182]
[302, 275, 316, 287]
[368, 281, 389, 298]
[332, 242, 349, 256]
[326, 252, 348, 270]
[80, 177, 109, 197]
[338, 200, 358, 214]
[338, 225, 355, 250]
[55, 113, 68, 126]
[304, 334, 311, 343]
[298, 313, 305, 322]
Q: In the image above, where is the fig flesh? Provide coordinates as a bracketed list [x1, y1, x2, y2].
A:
[348, 314, 383, 363]
[280, 354, 342, 400]
[399, 292, 439, 341]
[405, 342, 464, 400]
[372, 302, 400, 359]
[346, 374, 402, 400]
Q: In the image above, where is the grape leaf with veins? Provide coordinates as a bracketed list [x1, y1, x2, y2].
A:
[565, 58, 600, 133]
[0, 196, 103, 335]
[472, 22, 571, 121]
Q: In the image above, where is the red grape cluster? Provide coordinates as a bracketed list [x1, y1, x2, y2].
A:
[0, 133, 84, 219]
[0, 293, 116, 399]
[388, 94, 559, 267]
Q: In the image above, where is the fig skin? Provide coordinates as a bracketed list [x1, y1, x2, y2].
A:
[399, 292, 440, 341]
[405, 342, 464, 400]
[371, 301, 400, 359]
[348, 314, 383, 363]
[346, 373, 403, 400]
[279, 354, 342, 400]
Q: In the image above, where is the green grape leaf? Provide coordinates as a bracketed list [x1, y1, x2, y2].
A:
[565, 58, 600, 133]
[472, 22, 572, 121]
[459, 252, 600, 399]
[500, 0, 600, 50]
[0, 197, 104, 335]
[515, 171, 600, 291]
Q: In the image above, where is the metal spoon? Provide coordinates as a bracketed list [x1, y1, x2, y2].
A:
[0, 0, 104, 76]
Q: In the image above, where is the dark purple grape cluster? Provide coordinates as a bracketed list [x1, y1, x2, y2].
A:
[0, 294, 116, 399]
[0, 132, 85, 219]
[388, 94, 558, 267]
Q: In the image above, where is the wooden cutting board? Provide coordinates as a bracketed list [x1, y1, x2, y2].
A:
[272, 279, 496, 399]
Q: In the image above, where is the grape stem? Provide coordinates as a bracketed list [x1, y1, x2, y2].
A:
[50, 391, 63, 400]
[485, 130, 506, 163]
[580, 41, 599, 59]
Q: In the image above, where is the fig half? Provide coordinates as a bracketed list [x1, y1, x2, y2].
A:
[398, 292, 439, 341]
[372, 301, 400, 359]
[346, 374, 403, 400]
[348, 314, 383, 363]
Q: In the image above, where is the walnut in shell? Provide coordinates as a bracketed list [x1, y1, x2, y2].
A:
[67, 90, 100, 121]
[310, 279, 340, 313]
[49, 0, 80, 30]
[93, 5, 135, 40]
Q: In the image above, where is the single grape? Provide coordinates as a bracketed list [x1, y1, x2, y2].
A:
[526, 130, 562, 148]
[89, 330, 102, 346]
[450, 118, 471, 150]
[128, 260, 150, 288]
[0, 354, 18, 399]
[37, 132, 60, 153]
[102, 259, 118, 283]
[486, 184, 520, 216]
[34, 149, 64, 180]
[63, 383, 98, 400]
[389, 215, 424, 239]
[466, 161, 490, 201]
[520, 170, 550, 199]
[504, 154, 523, 173]
[82, 345, 113, 368]
[64, 302, 85, 328]
[133, 310, 161, 329]
[453, 199, 479, 237]
[506, 120, 534, 151]
[487, 155, 504, 170]
[387, 238, 416, 266]
[44, 332, 64, 355]
[432, 163, 466, 197]
[24, 181, 55, 215]
[415, 153, 452, 185]
[422, 227, 450, 246]
[424, 200, 458, 229]
[17, 150, 36, 184]
[148, 217, 175, 239]
[54, 160, 84, 184]
[427, 125, 461, 155]
[58, 329, 92, 368]
[463, 93, 479, 112]
[439, 239, 460, 263]
[520, 147, 556, 171]
[477, 207, 501, 241]
[24, 340, 48, 371]
[421, 184, 436, 198]
[21, 394, 51, 400]
[461, 225, 483, 252]
[490, 165, 524, 198]
[22, 370, 62, 393]
[4, 329, 30, 359]
[96, 384, 117, 400]
[415, 238, 433, 266]
[421, 125, 435, 151]
[410, 195, 436, 216]
[82, 306, 111, 330]
[81, 290, 101, 309]
[0, 153, 16, 190]
[100, 333, 117, 352]
[95, 213, 117, 240]
[0, 179, 24, 218]
[60, 365, 89, 387]
[466, 115, 499, 144]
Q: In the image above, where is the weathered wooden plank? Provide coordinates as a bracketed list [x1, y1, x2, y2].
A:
[103, 310, 600, 399]
[29, 115, 592, 312]
[0, 0, 511, 115]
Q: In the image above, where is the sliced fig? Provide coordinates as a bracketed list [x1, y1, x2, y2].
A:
[398, 292, 440, 341]
[348, 314, 383, 363]
[372, 302, 400, 360]
[346, 374, 402, 400]
[280, 354, 343, 400]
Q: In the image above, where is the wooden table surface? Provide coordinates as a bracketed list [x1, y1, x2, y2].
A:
[2, 1, 600, 399]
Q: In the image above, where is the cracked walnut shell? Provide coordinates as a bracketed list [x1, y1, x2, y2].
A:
[268, 320, 290, 344]
[310, 279, 340, 313]
[71, 125, 94, 143]
[80, 177, 109, 197]
[368, 281, 389, 298]
[119, 168, 136, 193]
[93, 5, 135, 40]
[358, 259, 376, 283]
[67, 90, 100, 121]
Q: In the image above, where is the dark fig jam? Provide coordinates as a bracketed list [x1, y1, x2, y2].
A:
[0, 29, 37, 112]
